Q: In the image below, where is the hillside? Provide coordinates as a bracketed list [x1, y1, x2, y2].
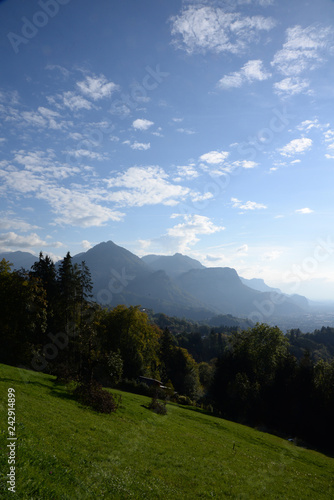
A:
[1, 363, 334, 499]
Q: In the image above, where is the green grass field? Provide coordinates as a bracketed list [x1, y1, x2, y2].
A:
[1, 363, 334, 499]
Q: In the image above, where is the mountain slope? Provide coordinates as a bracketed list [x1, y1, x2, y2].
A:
[72, 241, 213, 319]
[176, 267, 306, 318]
[240, 277, 282, 294]
[142, 253, 205, 278]
[0, 250, 37, 271]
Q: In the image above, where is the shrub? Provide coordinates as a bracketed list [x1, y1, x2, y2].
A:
[73, 380, 121, 413]
[148, 395, 167, 415]
[176, 394, 193, 406]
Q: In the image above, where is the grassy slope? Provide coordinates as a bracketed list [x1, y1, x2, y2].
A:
[0, 364, 333, 499]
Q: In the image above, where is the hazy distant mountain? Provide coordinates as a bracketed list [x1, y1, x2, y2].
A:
[0, 251, 37, 271]
[175, 267, 307, 318]
[240, 277, 281, 294]
[142, 253, 205, 278]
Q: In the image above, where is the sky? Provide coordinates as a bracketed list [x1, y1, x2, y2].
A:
[1, 0, 334, 301]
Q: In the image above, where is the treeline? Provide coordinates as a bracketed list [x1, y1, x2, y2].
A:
[209, 324, 334, 452]
[1, 254, 334, 451]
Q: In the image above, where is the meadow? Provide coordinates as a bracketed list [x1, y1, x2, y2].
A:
[1, 363, 333, 499]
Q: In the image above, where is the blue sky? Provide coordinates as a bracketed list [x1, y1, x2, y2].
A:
[1, 0, 334, 300]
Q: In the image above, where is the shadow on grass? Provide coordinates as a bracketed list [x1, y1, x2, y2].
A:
[0, 377, 53, 391]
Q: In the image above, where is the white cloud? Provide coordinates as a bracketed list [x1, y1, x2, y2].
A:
[46, 64, 70, 78]
[232, 197, 267, 210]
[123, 140, 151, 150]
[170, 6, 275, 55]
[0, 214, 39, 232]
[200, 150, 229, 164]
[61, 91, 92, 111]
[231, 160, 258, 169]
[176, 164, 199, 179]
[0, 232, 46, 249]
[271, 25, 334, 76]
[218, 59, 271, 89]
[167, 214, 225, 252]
[42, 185, 124, 227]
[65, 149, 107, 161]
[297, 119, 321, 133]
[177, 128, 196, 135]
[130, 141, 151, 150]
[0, 150, 123, 228]
[132, 118, 154, 130]
[279, 137, 313, 157]
[77, 75, 119, 100]
[295, 207, 314, 214]
[152, 127, 163, 137]
[81, 240, 92, 250]
[105, 166, 191, 207]
[273, 77, 310, 96]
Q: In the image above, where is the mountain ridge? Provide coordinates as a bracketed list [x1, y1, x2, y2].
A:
[0, 241, 310, 323]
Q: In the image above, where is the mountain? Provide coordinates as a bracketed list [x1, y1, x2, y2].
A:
[240, 277, 282, 294]
[72, 241, 213, 320]
[175, 267, 307, 319]
[142, 253, 205, 278]
[0, 251, 37, 271]
[0, 241, 310, 325]
[71, 241, 309, 322]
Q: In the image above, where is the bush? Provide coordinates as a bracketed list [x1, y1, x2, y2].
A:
[176, 394, 193, 406]
[148, 395, 167, 415]
[73, 380, 121, 413]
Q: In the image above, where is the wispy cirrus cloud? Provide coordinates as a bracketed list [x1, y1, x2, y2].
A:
[170, 6, 276, 55]
[271, 24, 334, 77]
[273, 77, 310, 97]
[59, 91, 93, 111]
[76, 74, 119, 100]
[218, 59, 271, 89]
[123, 140, 151, 150]
[279, 137, 313, 157]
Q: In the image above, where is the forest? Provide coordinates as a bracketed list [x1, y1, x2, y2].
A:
[1, 253, 334, 452]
